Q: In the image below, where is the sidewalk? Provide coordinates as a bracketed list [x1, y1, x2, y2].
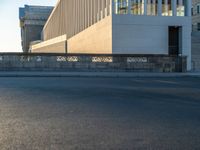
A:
[0, 71, 200, 78]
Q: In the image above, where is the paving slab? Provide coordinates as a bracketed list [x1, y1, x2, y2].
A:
[0, 71, 200, 78]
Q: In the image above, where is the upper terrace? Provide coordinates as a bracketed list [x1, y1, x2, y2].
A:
[114, 0, 191, 16]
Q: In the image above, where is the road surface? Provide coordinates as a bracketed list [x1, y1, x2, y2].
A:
[0, 77, 200, 150]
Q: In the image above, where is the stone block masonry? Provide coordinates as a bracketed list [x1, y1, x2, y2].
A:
[0, 53, 186, 72]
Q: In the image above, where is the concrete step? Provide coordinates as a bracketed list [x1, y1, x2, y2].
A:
[192, 50, 200, 55]
[192, 32, 200, 45]
[192, 60, 200, 71]
[192, 45, 200, 48]
[192, 59, 200, 62]
[192, 58, 200, 60]
[192, 51, 200, 54]
[192, 59, 200, 61]
[192, 53, 200, 55]
[192, 43, 200, 45]
[192, 54, 200, 56]
[192, 53, 200, 56]
[192, 54, 200, 57]
[192, 39, 200, 43]
[192, 32, 200, 37]
[192, 45, 200, 47]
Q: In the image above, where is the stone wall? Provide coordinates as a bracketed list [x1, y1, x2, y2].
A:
[192, 32, 200, 72]
[22, 25, 44, 52]
[0, 53, 186, 72]
[19, 5, 54, 52]
[192, 0, 200, 31]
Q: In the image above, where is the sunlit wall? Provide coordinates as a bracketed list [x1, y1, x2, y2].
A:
[43, 0, 111, 41]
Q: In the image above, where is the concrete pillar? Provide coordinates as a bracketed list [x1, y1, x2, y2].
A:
[158, 0, 162, 16]
[138, 0, 141, 15]
[144, 0, 147, 15]
[128, 0, 131, 14]
[94, 0, 97, 22]
[147, 0, 151, 15]
[113, 0, 116, 14]
[152, 0, 156, 15]
[186, 0, 191, 16]
[164, 0, 168, 16]
[97, 0, 100, 21]
[142, 0, 144, 15]
[109, 0, 112, 15]
[172, 0, 177, 16]
[102, 0, 105, 18]
[177, 0, 181, 16]
[105, 0, 108, 16]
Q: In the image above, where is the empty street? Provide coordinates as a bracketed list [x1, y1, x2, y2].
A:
[0, 76, 200, 150]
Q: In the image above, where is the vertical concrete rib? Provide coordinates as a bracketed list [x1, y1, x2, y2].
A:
[172, 0, 177, 16]
[144, 0, 147, 15]
[42, 0, 112, 41]
[158, 0, 162, 16]
[186, 0, 191, 16]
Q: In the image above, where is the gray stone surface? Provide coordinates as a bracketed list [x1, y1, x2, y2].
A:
[192, 32, 200, 72]
[0, 54, 187, 72]
[19, 5, 53, 52]
[0, 77, 200, 150]
[192, 0, 200, 31]
[0, 71, 200, 78]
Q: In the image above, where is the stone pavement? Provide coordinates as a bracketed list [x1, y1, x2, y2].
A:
[0, 71, 200, 78]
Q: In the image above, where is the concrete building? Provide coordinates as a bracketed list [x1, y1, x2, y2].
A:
[31, 0, 192, 71]
[192, 0, 200, 31]
[192, 0, 200, 72]
[19, 5, 53, 52]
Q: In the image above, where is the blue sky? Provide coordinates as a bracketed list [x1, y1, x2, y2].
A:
[0, 0, 56, 52]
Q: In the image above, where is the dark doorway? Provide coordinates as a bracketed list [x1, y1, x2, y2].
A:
[168, 26, 180, 56]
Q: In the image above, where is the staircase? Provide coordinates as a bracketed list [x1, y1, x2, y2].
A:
[192, 32, 200, 72]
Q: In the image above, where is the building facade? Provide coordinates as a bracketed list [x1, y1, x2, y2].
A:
[19, 5, 53, 52]
[31, 0, 192, 70]
[192, 0, 200, 31]
[192, 0, 200, 72]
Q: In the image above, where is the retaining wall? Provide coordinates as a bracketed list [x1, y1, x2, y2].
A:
[0, 53, 186, 72]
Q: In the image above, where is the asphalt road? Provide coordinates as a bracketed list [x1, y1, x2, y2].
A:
[0, 77, 200, 150]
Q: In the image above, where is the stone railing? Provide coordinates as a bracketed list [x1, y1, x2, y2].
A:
[0, 53, 187, 72]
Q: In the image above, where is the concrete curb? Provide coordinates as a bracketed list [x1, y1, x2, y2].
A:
[0, 72, 200, 78]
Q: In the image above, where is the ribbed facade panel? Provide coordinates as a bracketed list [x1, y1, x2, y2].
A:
[43, 0, 111, 41]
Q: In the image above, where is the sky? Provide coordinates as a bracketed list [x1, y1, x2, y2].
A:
[0, 0, 56, 52]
